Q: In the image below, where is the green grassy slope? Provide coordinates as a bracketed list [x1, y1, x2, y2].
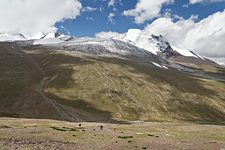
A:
[25, 47, 225, 123]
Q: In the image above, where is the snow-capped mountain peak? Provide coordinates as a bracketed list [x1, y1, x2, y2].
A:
[111, 29, 204, 60]
[0, 31, 206, 62]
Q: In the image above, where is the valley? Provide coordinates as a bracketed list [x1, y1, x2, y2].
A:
[0, 36, 225, 149]
[1, 1, 225, 149]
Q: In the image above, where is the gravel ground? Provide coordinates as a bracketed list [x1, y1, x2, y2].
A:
[0, 118, 225, 150]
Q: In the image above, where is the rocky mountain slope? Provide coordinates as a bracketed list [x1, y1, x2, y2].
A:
[0, 33, 225, 123]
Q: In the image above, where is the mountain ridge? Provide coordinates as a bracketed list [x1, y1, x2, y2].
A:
[0, 30, 223, 67]
[0, 37, 225, 123]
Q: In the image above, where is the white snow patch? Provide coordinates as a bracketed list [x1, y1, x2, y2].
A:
[33, 38, 63, 45]
[43, 31, 56, 39]
[59, 36, 72, 41]
[162, 65, 168, 69]
[99, 29, 204, 58]
[64, 38, 133, 55]
[152, 62, 162, 68]
[193, 52, 205, 60]
[25, 32, 45, 40]
[112, 29, 160, 55]
[152, 62, 169, 69]
[171, 45, 197, 58]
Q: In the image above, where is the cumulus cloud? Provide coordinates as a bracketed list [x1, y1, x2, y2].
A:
[0, 0, 82, 38]
[189, 0, 225, 4]
[123, 0, 174, 24]
[96, 9, 225, 58]
[144, 10, 225, 57]
[108, 13, 115, 24]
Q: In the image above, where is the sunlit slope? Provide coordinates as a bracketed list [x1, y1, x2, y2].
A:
[27, 48, 225, 122]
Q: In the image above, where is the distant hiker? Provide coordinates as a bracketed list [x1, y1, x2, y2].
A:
[100, 125, 103, 130]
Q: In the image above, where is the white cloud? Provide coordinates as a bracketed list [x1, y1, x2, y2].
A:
[96, 9, 225, 58]
[189, 0, 225, 4]
[144, 9, 225, 57]
[82, 6, 97, 12]
[189, 0, 203, 4]
[108, 0, 121, 7]
[207, 57, 225, 66]
[0, 0, 82, 38]
[96, 31, 120, 39]
[109, 0, 116, 6]
[108, 13, 115, 24]
[123, 0, 174, 24]
[86, 17, 95, 22]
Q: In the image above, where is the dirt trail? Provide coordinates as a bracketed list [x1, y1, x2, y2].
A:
[36, 76, 113, 122]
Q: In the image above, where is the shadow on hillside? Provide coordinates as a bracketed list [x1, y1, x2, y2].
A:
[46, 93, 128, 124]
[26, 50, 129, 124]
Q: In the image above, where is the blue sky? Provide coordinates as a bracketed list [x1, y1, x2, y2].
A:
[55, 0, 225, 37]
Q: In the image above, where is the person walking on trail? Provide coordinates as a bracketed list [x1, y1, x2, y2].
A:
[100, 125, 103, 130]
